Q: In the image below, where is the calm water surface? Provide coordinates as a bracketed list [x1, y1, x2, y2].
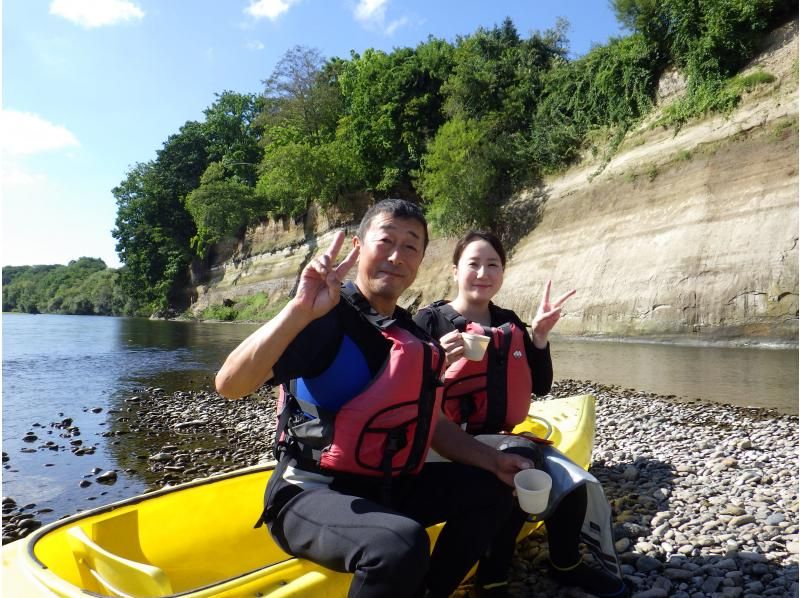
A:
[550, 335, 798, 413]
[2, 313, 797, 523]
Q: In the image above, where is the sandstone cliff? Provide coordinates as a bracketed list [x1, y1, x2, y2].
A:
[191, 21, 798, 344]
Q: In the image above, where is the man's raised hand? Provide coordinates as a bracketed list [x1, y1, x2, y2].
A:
[294, 231, 359, 320]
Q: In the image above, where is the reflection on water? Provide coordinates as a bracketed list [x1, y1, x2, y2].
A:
[2, 313, 796, 525]
[2, 314, 260, 522]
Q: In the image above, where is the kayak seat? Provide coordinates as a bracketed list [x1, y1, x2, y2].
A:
[66, 526, 173, 597]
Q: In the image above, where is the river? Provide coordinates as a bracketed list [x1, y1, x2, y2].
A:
[2, 313, 797, 524]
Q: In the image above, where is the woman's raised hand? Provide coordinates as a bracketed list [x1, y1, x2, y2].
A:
[294, 231, 359, 320]
[531, 280, 576, 348]
[438, 329, 465, 366]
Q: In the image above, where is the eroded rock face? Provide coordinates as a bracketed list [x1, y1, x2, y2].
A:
[496, 124, 798, 341]
[493, 21, 799, 342]
[191, 195, 370, 313]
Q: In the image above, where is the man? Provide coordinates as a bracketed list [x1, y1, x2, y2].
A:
[216, 199, 533, 598]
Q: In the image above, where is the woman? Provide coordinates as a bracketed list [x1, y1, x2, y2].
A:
[414, 230, 628, 598]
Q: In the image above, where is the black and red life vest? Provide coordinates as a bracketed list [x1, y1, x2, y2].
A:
[276, 284, 445, 479]
[431, 301, 532, 435]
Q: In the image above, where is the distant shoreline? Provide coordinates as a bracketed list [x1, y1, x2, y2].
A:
[550, 332, 799, 351]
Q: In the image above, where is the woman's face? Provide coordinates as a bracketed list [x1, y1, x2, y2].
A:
[453, 239, 504, 305]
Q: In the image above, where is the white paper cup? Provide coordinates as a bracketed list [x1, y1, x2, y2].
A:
[461, 332, 490, 361]
[513, 469, 552, 514]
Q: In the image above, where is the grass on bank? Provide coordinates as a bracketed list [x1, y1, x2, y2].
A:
[196, 293, 288, 322]
[770, 114, 799, 141]
[655, 69, 777, 129]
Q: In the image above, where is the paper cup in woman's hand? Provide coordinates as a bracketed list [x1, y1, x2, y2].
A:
[461, 332, 490, 361]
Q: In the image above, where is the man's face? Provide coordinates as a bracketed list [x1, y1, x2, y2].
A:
[354, 213, 426, 311]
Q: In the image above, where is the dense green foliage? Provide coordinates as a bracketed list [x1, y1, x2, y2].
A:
[112, 92, 265, 314]
[338, 39, 454, 191]
[613, 0, 787, 125]
[2, 258, 134, 316]
[104, 3, 789, 316]
[416, 117, 498, 233]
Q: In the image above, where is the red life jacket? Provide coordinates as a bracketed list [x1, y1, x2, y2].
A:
[276, 284, 445, 479]
[432, 302, 532, 434]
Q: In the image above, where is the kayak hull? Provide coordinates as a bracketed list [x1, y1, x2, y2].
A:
[2, 394, 595, 597]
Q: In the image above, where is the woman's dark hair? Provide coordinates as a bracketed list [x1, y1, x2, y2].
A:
[357, 198, 429, 250]
[452, 230, 506, 267]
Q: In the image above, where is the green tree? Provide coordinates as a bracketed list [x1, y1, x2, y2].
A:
[256, 46, 364, 212]
[443, 18, 560, 123]
[256, 137, 366, 216]
[416, 117, 497, 234]
[186, 162, 262, 254]
[2, 259, 130, 316]
[112, 121, 205, 313]
[612, 0, 778, 80]
[524, 33, 656, 172]
[440, 18, 569, 185]
[202, 91, 265, 185]
[338, 40, 454, 192]
[258, 46, 343, 144]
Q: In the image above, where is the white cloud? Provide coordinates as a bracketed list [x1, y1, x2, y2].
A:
[353, 0, 407, 35]
[2, 160, 50, 189]
[354, 0, 387, 24]
[1, 110, 80, 157]
[247, 40, 265, 51]
[385, 17, 408, 36]
[49, 0, 144, 28]
[245, 0, 301, 21]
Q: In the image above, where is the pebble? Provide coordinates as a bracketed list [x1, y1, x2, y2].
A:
[730, 515, 756, 527]
[765, 513, 785, 526]
[506, 379, 798, 597]
[95, 471, 118, 484]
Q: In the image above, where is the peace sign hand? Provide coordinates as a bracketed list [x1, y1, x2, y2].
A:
[294, 231, 359, 321]
[531, 280, 576, 349]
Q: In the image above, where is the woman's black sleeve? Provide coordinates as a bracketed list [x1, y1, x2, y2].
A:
[523, 330, 554, 396]
[493, 306, 554, 396]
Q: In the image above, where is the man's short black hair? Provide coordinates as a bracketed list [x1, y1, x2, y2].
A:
[357, 199, 429, 250]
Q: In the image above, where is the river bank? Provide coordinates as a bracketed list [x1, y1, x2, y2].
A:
[3, 379, 797, 596]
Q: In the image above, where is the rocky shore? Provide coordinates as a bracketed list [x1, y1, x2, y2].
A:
[503, 380, 799, 598]
[3, 380, 798, 597]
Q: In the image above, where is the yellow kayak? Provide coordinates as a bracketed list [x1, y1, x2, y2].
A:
[2, 395, 595, 598]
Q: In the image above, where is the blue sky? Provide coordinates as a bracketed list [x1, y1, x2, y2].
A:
[2, 0, 625, 269]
